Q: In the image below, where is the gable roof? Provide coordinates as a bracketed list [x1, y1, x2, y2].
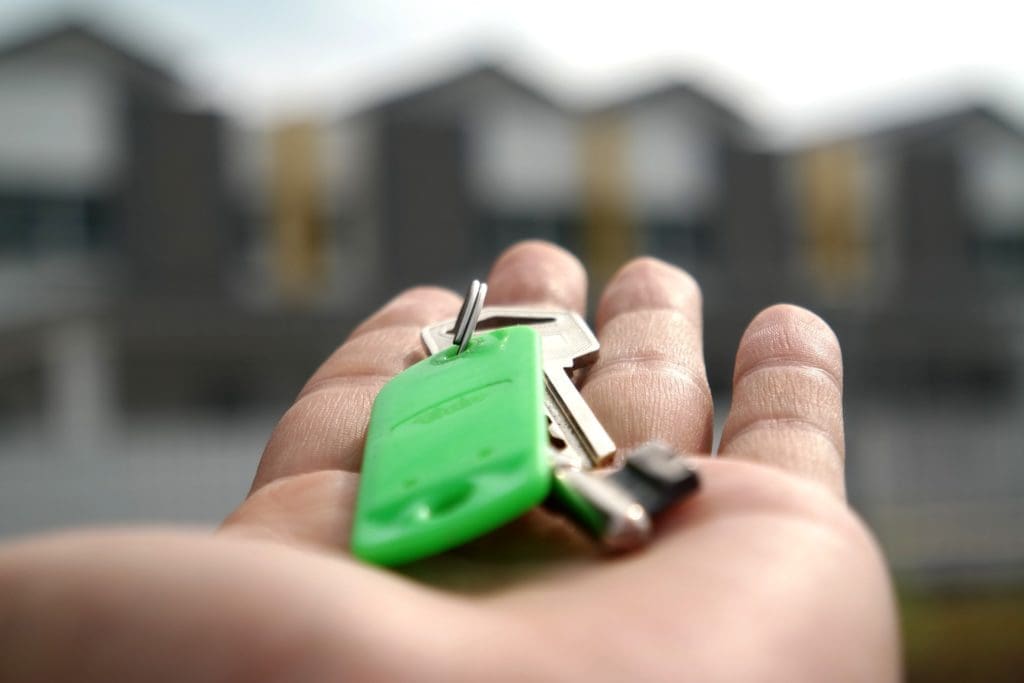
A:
[0, 19, 180, 89]
[355, 61, 568, 118]
[870, 102, 1024, 145]
[591, 79, 753, 136]
[783, 95, 1024, 152]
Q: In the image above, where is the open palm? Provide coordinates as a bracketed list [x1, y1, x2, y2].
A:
[0, 242, 899, 682]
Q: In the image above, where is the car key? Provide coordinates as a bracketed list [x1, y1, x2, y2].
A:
[422, 307, 616, 468]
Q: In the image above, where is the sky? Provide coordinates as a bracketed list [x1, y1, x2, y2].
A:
[2, 0, 1023, 139]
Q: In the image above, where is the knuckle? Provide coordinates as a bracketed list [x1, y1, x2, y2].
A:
[584, 362, 714, 451]
[587, 354, 711, 408]
[598, 312, 703, 366]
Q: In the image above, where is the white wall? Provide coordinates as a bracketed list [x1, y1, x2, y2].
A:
[0, 60, 120, 194]
[324, 115, 383, 304]
[622, 97, 716, 219]
[470, 94, 581, 214]
[962, 120, 1024, 236]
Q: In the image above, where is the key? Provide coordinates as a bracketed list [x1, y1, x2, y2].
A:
[418, 288, 700, 553]
[549, 443, 700, 550]
[422, 307, 617, 468]
[351, 324, 549, 566]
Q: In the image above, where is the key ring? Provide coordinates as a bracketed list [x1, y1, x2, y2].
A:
[451, 279, 487, 354]
[350, 279, 699, 566]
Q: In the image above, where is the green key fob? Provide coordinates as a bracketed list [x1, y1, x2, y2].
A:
[351, 326, 549, 566]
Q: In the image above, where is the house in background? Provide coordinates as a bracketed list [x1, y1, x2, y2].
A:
[1, 17, 1023, 587]
[320, 63, 584, 298]
[583, 82, 787, 384]
[583, 82, 753, 278]
[783, 104, 1024, 580]
[311, 69, 776, 389]
[0, 21, 234, 299]
[0, 21, 346, 460]
[0, 20, 231, 448]
[784, 103, 1024, 394]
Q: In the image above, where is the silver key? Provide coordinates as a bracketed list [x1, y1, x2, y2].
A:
[422, 300, 700, 551]
[422, 306, 616, 468]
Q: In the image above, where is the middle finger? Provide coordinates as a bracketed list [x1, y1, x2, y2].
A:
[582, 257, 713, 455]
[486, 240, 588, 313]
[250, 286, 461, 491]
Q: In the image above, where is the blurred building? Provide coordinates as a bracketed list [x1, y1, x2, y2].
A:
[786, 105, 1024, 581]
[786, 104, 1024, 392]
[323, 64, 584, 296]
[584, 83, 786, 383]
[0, 20, 212, 445]
[1, 17, 1023, 592]
[0, 21, 349, 470]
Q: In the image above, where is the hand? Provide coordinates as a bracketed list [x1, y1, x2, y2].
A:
[0, 241, 900, 682]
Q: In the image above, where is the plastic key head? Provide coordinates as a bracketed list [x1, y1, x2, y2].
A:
[351, 326, 550, 566]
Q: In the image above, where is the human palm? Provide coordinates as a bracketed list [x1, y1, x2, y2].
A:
[0, 242, 899, 682]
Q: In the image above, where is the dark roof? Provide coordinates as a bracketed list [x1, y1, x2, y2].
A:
[870, 102, 1024, 144]
[592, 79, 752, 133]
[0, 19, 180, 88]
[789, 98, 1024, 151]
[357, 61, 568, 117]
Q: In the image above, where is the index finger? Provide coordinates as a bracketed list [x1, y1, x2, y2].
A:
[250, 286, 461, 491]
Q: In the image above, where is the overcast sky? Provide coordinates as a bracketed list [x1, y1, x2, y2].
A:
[3, 0, 1023, 138]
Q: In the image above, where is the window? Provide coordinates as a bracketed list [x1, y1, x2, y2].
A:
[0, 193, 113, 254]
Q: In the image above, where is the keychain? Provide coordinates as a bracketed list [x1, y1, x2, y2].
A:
[352, 281, 699, 566]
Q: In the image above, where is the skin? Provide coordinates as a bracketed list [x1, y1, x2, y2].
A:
[0, 241, 901, 682]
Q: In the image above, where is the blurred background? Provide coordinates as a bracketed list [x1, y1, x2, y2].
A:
[0, 1, 1022, 679]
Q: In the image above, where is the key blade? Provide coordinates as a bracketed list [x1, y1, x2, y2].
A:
[423, 307, 615, 467]
[546, 419, 588, 470]
[544, 362, 616, 466]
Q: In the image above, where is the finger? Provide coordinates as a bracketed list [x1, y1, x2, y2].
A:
[581, 257, 713, 455]
[486, 240, 588, 313]
[717, 304, 846, 497]
[250, 286, 461, 491]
